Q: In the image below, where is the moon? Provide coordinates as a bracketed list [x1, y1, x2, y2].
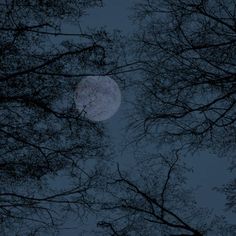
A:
[74, 76, 121, 122]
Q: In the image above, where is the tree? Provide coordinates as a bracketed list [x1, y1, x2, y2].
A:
[215, 177, 236, 214]
[128, 0, 236, 153]
[124, 0, 236, 222]
[96, 151, 236, 236]
[0, 0, 125, 234]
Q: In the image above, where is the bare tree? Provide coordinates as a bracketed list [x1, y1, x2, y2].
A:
[128, 0, 236, 153]
[0, 0, 126, 234]
[96, 151, 236, 236]
[123, 0, 236, 224]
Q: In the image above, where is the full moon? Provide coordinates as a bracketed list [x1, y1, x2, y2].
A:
[74, 76, 121, 122]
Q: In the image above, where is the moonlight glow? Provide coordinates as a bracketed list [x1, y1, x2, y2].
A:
[74, 76, 121, 122]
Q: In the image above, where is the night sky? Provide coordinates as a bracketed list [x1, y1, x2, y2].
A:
[59, 1, 235, 235]
[1, 0, 236, 235]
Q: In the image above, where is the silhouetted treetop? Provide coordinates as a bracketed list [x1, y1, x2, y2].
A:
[129, 0, 236, 153]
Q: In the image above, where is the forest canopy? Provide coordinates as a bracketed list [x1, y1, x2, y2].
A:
[0, 0, 236, 235]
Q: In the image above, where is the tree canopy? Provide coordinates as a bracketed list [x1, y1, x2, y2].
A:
[1, 0, 236, 235]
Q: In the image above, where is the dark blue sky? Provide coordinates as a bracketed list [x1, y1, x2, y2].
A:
[57, 1, 235, 235]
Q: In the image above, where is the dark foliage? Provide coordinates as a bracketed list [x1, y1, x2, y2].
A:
[0, 0, 123, 234]
[126, 0, 236, 220]
[96, 151, 236, 236]
[129, 0, 236, 152]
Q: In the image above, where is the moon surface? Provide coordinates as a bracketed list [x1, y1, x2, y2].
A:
[74, 76, 121, 122]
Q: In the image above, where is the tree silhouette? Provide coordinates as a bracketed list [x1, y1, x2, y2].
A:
[215, 176, 236, 215]
[0, 0, 125, 234]
[124, 0, 236, 225]
[96, 151, 236, 236]
[128, 0, 236, 152]
[2, 0, 236, 235]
